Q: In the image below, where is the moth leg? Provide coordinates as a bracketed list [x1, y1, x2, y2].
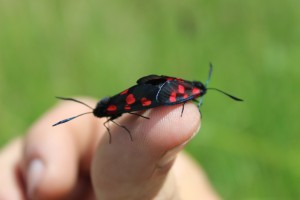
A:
[198, 97, 204, 108]
[128, 112, 150, 119]
[192, 99, 203, 118]
[110, 120, 133, 142]
[180, 102, 186, 117]
[103, 119, 112, 144]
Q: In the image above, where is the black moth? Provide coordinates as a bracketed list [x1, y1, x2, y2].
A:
[53, 64, 243, 143]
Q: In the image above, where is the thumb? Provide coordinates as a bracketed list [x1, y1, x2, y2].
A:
[91, 103, 200, 199]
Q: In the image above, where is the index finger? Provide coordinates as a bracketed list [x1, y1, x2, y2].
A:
[22, 98, 103, 199]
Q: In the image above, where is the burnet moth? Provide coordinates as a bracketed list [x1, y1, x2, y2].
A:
[53, 64, 243, 143]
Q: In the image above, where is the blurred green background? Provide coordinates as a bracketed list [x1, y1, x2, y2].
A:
[0, 0, 299, 199]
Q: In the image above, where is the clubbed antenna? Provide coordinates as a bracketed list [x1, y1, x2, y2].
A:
[207, 88, 243, 101]
[52, 97, 94, 126]
[52, 112, 93, 126]
[55, 97, 94, 110]
[198, 63, 243, 108]
[198, 63, 213, 108]
[205, 62, 213, 87]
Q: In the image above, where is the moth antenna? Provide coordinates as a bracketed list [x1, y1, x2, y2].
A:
[55, 97, 94, 110]
[207, 88, 243, 101]
[52, 112, 93, 126]
[198, 63, 213, 108]
[205, 62, 213, 87]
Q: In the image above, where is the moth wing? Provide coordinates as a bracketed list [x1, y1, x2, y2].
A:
[157, 80, 195, 104]
[108, 84, 162, 113]
[136, 75, 163, 84]
[137, 75, 177, 85]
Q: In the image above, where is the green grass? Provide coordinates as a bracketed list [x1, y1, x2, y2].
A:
[1, 0, 299, 199]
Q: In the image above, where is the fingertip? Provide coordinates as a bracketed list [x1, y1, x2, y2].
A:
[23, 132, 79, 200]
[141, 103, 201, 173]
[22, 97, 102, 199]
[91, 103, 201, 199]
[140, 102, 201, 149]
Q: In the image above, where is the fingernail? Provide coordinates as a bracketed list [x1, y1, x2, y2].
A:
[157, 142, 187, 167]
[27, 159, 44, 198]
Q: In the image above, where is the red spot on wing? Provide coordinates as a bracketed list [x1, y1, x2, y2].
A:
[183, 94, 188, 99]
[107, 105, 117, 112]
[178, 85, 185, 93]
[126, 94, 136, 105]
[120, 89, 129, 95]
[192, 88, 201, 95]
[169, 92, 177, 102]
[141, 98, 151, 106]
[124, 105, 131, 110]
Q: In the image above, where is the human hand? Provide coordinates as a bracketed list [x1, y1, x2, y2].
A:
[0, 98, 220, 200]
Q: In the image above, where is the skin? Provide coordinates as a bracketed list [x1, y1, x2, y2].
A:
[0, 98, 220, 200]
